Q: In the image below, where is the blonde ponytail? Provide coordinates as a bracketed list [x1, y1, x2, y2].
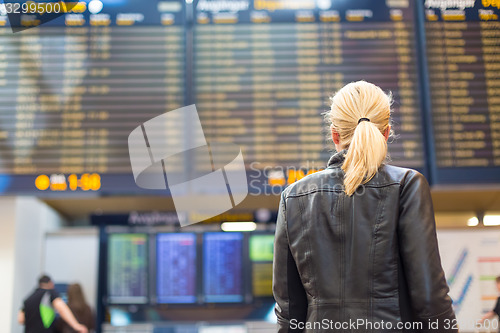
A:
[326, 81, 392, 196]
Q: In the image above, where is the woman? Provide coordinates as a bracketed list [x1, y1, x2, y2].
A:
[57, 284, 95, 333]
[272, 81, 457, 332]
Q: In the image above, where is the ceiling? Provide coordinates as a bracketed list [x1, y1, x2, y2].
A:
[42, 186, 500, 228]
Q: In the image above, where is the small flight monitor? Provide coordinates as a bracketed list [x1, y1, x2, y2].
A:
[107, 233, 148, 304]
[156, 233, 197, 304]
[249, 234, 274, 298]
[203, 232, 244, 303]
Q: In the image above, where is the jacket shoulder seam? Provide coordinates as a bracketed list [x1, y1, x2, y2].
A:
[286, 182, 401, 198]
[287, 188, 344, 198]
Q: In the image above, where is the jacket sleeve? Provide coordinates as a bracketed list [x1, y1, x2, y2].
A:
[273, 191, 308, 332]
[397, 171, 457, 333]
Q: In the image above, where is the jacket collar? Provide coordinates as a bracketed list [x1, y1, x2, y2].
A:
[327, 149, 347, 168]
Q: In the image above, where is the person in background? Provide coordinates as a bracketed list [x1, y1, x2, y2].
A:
[479, 275, 500, 332]
[18, 275, 87, 333]
[56, 283, 95, 333]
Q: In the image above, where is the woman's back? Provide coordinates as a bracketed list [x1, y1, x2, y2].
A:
[58, 304, 94, 333]
[273, 150, 455, 332]
[56, 283, 95, 333]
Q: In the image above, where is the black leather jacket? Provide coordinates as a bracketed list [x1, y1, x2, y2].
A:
[273, 150, 457, 332]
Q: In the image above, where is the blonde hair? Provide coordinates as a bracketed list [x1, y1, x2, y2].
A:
[326, 81, 392, 196]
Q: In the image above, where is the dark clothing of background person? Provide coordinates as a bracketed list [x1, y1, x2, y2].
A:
[272, 150, 457, 333]
[493, 297, 500, 333]
[22, 288, 60, 333]
[494, 297, 500, 318]
[55, 304, 95, 333]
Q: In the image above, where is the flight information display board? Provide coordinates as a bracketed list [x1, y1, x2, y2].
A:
[156, 233, 197, 304]
[0, 0, 185, 193]
[2, 0, 500, 193]
[203, 232, 244, 303]
[193, 0, 425, 171]
[249, 234, 274, 298]
[424, 1, 500, 183]
[107, 233, 148, 304]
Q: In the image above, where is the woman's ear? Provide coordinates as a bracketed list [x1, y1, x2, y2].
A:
[384, 125, 391, 141]
[331, 125, 340, 145]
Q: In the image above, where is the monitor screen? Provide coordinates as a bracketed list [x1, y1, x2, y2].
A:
[107, 233, 148, 304]
[194, 0, 425, 172]
[424, 1, 500, 183]
[203, 232, 244, 303]
[0, 0, 186, 194]
[249, 234, 274, 298]
[156, 233, 197, 304]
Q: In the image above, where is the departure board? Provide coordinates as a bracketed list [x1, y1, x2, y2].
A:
[0, 0, 185, 193]
[194, 0, 425, 171]
[249, 234, 274, 298]
[108, 233, 148, 304]
[203, 232, 244, 303]
[424, 1, 500, 183]
[3, 0, 500, 194]
[156, 233, 197, 304]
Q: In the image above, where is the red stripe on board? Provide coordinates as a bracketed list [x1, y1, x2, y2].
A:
[478, 257, 500, 262]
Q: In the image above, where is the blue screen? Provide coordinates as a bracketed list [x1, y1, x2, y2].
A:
[156, 233, 197, 304]
[203, 232, 244, 303]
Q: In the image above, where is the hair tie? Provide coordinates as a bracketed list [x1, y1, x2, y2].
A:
[358, 117, 370, 124]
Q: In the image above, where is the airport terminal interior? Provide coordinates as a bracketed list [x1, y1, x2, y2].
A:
[0, 0, 500, 332]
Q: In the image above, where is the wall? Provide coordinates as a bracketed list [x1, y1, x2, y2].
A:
[44, 229, 99, 311]
[0, 197, 18, 333]
[9, 197, 65, 333]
